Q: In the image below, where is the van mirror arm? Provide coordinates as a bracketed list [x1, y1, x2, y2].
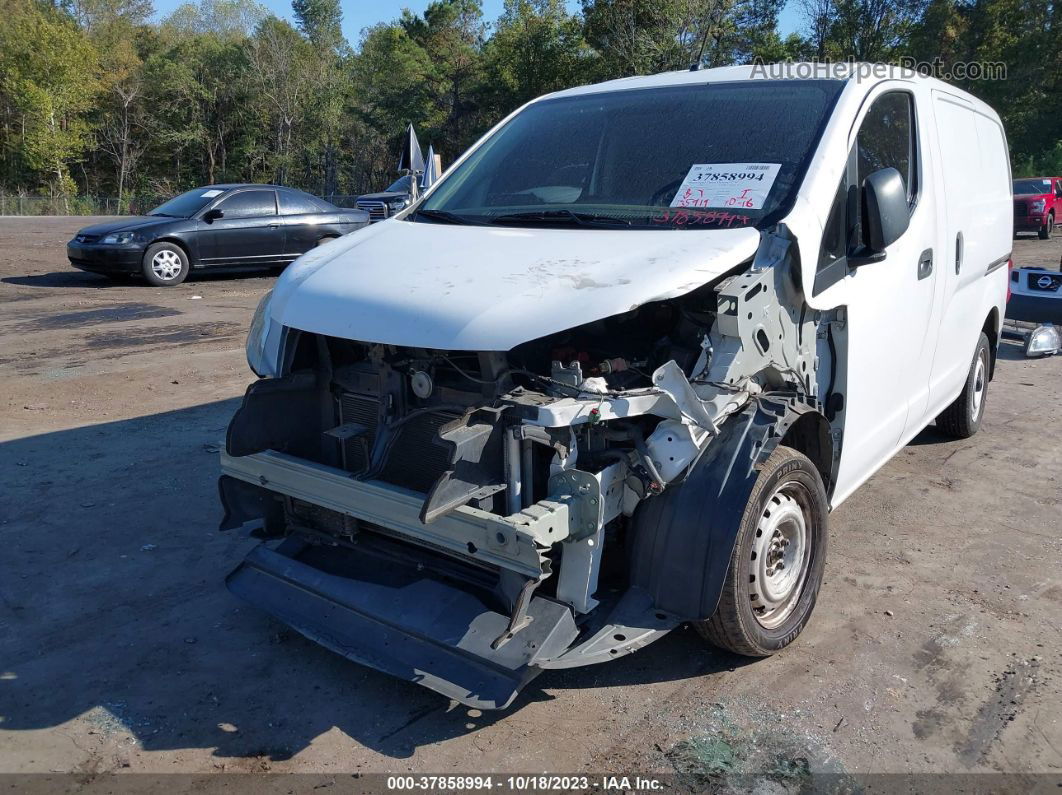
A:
[847, 248, 887, 268]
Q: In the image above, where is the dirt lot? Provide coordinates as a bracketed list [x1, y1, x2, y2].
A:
[1, 217, 1061, 782]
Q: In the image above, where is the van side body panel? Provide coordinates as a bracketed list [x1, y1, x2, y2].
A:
[924, 91, 1011, 419]
[792, 76, 1010, 508]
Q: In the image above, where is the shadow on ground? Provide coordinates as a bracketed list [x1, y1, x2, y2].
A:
[3, 268, 277, 290]
[0, 400, 744, 762]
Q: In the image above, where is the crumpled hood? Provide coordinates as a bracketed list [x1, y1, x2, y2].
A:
[269, 219, 761, 351]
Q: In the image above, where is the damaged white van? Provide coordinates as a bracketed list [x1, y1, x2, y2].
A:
[218, 64, 1011, 709]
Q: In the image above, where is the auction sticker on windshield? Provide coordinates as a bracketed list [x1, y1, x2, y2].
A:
[670, 163, 781, 210]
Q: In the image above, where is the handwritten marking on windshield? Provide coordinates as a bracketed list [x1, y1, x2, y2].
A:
[650, 209, 751, 228]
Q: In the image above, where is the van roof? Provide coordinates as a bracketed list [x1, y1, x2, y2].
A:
[547, 63, 992, 114]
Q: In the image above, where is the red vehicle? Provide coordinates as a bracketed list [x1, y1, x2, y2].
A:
[1013, 176, 1062, 239]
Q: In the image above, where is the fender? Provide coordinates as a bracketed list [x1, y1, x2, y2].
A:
[629, 392, 826, 620]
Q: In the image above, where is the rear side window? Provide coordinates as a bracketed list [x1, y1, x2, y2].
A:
[218, 190, 277, 218]
[279, 190, 323, 215]
[857, 92, 916, 204]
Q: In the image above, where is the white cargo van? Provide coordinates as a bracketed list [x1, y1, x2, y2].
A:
[219, 64, 1011, 709]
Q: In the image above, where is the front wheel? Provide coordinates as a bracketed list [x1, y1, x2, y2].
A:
[695, 445, 829, 657]
[936, 331, 990, 438]
[1039, 213, 1054, 240]
[142, 242, 189, 286]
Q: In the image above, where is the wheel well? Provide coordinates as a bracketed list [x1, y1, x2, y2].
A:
[153, 237, 193, 266]
[779, 411, 834, 497]
[982, 308, 999, 379]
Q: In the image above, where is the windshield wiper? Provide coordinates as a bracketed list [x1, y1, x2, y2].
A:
[490, 209, 632, 228]
[413, 209, 485, 225]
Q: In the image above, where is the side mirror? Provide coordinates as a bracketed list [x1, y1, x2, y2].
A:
[850, 167, 909, 266]
[203, 208, 224, 222]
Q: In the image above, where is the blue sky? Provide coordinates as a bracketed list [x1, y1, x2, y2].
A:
[152, 0, 803, 48]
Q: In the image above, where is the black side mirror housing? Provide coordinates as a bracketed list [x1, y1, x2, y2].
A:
[850, 167, 910, 266]
[203, 208, 224, 222]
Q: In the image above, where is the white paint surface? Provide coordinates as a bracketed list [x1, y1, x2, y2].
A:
[269, 220, 760, 350]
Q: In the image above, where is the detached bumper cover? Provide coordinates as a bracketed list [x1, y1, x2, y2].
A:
[219, 449, 681, 707]
[227, 538, 578, 710]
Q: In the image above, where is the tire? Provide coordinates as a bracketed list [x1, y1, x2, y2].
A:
[936, 332, 990, 439]
[142, 242, 189, 286]
[1039, 213, 1053, 240]
[695, 445, 829, 657]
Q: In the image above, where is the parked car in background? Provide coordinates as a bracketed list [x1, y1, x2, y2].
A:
[355, 175, 414, 222]
[67, 184, 369, 286]
[1013, 176, 1062, 239]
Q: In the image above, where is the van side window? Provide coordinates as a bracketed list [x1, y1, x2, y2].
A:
[857, 92, 916, 205]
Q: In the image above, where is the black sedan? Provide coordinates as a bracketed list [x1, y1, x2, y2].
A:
[67, 184, 369, 286]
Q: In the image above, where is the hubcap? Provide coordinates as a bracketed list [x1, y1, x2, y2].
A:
[151, 250, 183, 280]
[971, 350, 987, 419]
[749, 482, 812, 629]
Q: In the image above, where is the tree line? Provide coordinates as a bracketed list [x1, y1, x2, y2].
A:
[0, 0, 1058, 212]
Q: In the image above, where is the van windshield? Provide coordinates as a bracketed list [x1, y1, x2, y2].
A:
[417, 80, 843, 230]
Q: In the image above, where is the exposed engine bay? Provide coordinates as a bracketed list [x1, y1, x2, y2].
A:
[218, 228, 838, 708]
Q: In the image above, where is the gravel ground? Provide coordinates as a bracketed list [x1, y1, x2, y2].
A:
[1, 217, 1060, 782]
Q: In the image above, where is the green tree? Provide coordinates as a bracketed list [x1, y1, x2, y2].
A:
[0, 0, 1057, 210]
[483, 0, 590, 113]
[246, 16, 316, 185]
[62, 0, 153, 32]
[956, 0, 1060, 164]
[580, 0, 678, 76]
[581, 0, 785, 76]
[0, 0, 101, 203]
[828, 0, 925, 60]
[292, 0, 343, 50]
[144, 20, 254, 187]
[400, 0, 486, 159]
[163, 0, 266, 36]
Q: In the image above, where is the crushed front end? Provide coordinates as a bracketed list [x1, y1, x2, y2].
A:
[219, 229, 824, 709]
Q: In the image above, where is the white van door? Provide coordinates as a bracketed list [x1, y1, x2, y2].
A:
[815, 87, 940, 504]
[926, 92, 1011, 413]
